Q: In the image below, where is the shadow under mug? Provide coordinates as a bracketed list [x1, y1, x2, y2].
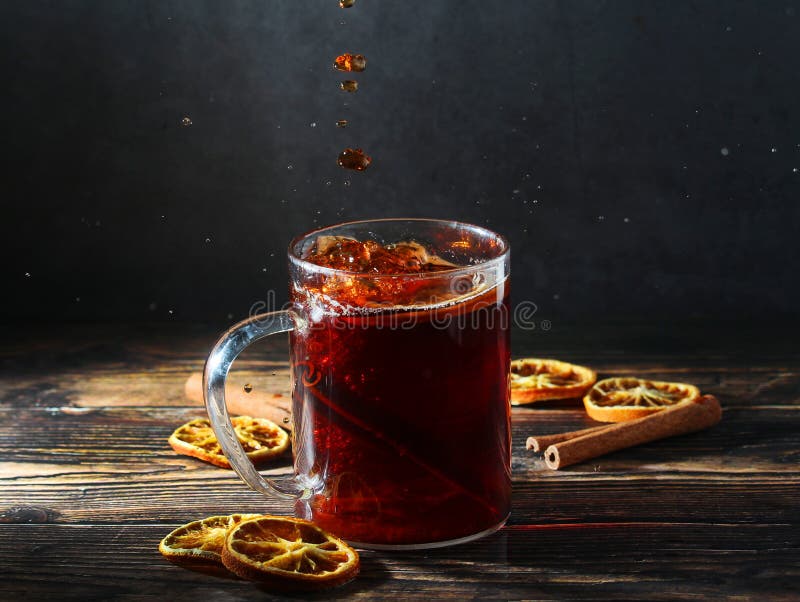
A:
[204, 218, 511, 549]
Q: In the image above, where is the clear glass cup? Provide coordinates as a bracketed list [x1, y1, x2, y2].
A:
[204, 218, 511, 549]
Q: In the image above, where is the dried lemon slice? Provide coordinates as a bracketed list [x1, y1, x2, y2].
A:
[169, 416, 289, 468]
[222, 515, 360, 591]
[583, 377, 700, 422]
[159, 514, 261, 568]
[510, 358, 597, 405]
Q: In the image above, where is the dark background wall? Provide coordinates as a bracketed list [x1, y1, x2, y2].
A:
[3, 1, 799, 327]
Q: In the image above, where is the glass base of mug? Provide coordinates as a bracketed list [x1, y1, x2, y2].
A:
[346, 513, 509, 551]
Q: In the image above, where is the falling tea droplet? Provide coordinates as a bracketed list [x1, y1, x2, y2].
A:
[181, 116, 192, 127]
[340, 80, 358, 93]
[339, 0, 355, 7]
[337, 148, 371, 171]
[336, 119, 348, 128]
[283, 416, 290, 424]
[333, 53, 366, 72]
[243, 383, 253, 393]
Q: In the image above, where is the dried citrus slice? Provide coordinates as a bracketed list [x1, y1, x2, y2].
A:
[159, 514, 261, 568]
[510, 358, 597, 404]
[169, 416, 289, 468]
[221, 515, 360, 591]
[583, 377, 701, 422]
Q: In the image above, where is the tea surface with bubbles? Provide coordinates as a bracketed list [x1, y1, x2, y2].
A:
[299, 236, 483, 308]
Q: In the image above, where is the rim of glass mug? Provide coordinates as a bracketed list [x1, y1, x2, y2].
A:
[288, 218, 510, 284]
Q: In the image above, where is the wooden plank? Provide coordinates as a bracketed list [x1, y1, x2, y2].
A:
[0, 524, 797, 600]
[2, 364, 798, 411]
[1, 405, 798, 526]
[3, 472, 799, 527]
[2, 405, 797, 474]
[0, 365, 292, 408]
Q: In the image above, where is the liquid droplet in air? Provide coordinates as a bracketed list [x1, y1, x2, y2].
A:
[720, 147, 729, 156]
[339, 0, 355, 6]
[340, 80, 358, 93]
[283, 416, 290, 424]
[243, 383, 253, 393]
[333, 53, 366, 72]
[336, 119, 348, 128]
[181, 116, 192, 127]
[337, 148, 372, 171]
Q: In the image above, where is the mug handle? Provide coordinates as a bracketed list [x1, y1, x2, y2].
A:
[204, 311, 309, 500]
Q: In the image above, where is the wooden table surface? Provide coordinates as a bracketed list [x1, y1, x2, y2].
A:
[2, 322, 798, 600]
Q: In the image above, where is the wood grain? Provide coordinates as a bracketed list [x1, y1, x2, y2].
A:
[0, 323, 798, 600]
[1, 524, 797, 600]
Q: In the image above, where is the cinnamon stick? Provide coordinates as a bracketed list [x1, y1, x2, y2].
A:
[526, 424, 615, 452]
[184, 373, 293, 430]
[544, 394, 722, 470]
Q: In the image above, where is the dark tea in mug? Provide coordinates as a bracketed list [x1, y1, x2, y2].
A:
[289, 229, 511, 546]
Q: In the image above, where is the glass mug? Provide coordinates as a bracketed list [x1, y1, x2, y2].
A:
[204, 218, 511, 549]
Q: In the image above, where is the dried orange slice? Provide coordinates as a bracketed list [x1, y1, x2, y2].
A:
[169, 416, 289, 468]
[221, 515, 360, 591]
[583, 377, 700, 422]
[510, 358, 597, 404]
[159, 514, 261, 568]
